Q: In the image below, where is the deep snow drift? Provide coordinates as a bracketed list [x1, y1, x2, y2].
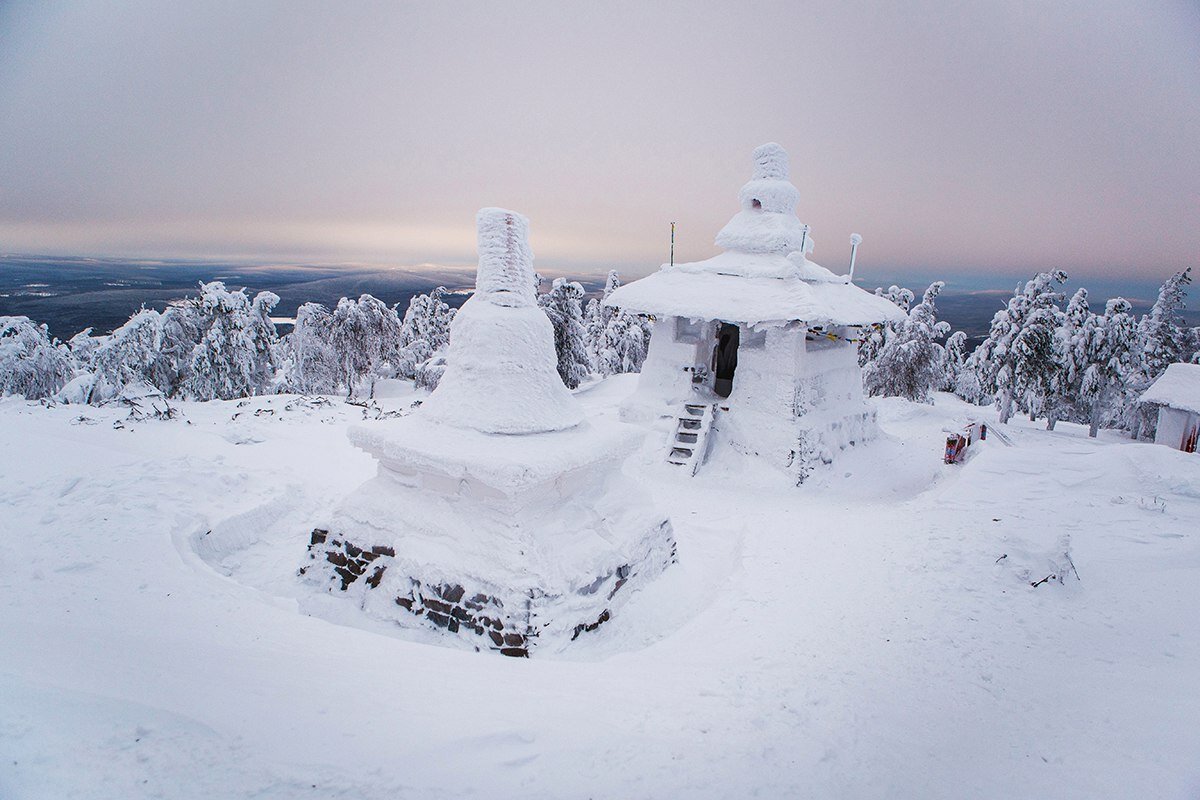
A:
[1, 378, 1198, 798]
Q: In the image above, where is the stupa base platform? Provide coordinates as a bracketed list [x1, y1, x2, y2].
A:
[300, 516, 675, 657]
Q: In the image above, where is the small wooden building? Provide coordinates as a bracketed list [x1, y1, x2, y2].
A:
[1140, 362, 1200, 453]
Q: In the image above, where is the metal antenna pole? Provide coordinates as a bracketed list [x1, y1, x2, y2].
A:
[670, 221, 676, 267]
[848, 233, 862, 281]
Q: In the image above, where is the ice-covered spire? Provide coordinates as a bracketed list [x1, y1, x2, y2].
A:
[751, 142, 789, 181]
[714, 142, 806, 255]
[475, 207, 536, 308]
[417, 208, 583, 434]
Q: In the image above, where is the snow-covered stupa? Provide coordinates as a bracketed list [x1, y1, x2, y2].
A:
[302, 208, 675, 656]
[606, 143, 907, 483]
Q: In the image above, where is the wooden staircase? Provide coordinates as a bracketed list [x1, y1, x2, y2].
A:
[666, 403, 715, 476]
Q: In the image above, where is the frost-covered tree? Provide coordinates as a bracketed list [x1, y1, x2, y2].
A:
[858, 285, 915, 368]
[863, 281, 950, 402]
[67, 328, 100, 370]
[399, 287, 455, 353]
[969, 270, 1067, 424]
[1045, 288, 1092, 430]
[1139, 268, 1192, 379]
[328, 294, 403, 398]
[586, 271, 652, 376]
[1011, 287, 1065, 422]
[941, 330, 970, 394]
[0, 316, 75, 399]
[1079, 298, 1141, 437]
[396, 287, 456, 382]
[156, 298, 207, 396]
[184, 282, 280, 401]
[90, 308, 173, 398]
[282, 302, 340, 394]
[538, 277, 591, 389]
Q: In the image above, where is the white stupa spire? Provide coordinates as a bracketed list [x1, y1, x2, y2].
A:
[474, 208, 536, 308]
[714, 142, 807, 255]
[417, 207, 583, 434]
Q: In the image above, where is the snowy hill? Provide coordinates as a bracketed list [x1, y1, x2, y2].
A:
[1, 377, 1198, 798]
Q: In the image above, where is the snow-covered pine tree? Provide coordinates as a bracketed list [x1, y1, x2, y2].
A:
[67, 328, 100, 371]
[1079, 297, 1141, 437]
[858, 285, 915, 367]
[586, 271, 652, 377]
[862, 281, 950, 402]
[90, 308, 171, 399]
[157, 297, 207, 396]
[184, 282, 280, 401]
[328, 294, 403, 398]
[969, 270, 1068, 424]
[283, 302, 340, 395]
[538, 277, 591, 389]
[397, 287, 457, 382]
[1011, 284, 1065, 422]
[941, 330, 969, 393]
[1139, 268, 1192, 380]
[0, 316, 75, 399]
[1045, 287, 1091, 430]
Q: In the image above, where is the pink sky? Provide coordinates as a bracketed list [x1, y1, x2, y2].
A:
[1, 1, 1197, 280]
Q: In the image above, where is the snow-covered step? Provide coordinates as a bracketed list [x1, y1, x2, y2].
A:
[665, 403, 716, 476]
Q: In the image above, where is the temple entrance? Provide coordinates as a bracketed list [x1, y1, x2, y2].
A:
[712, 322, 740, 398]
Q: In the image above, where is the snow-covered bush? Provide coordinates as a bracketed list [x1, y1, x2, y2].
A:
[0, 316, 74, 399]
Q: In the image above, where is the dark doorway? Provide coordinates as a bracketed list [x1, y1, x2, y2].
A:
[712, 322, 740, 398]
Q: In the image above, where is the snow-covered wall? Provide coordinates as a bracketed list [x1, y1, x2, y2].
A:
[1154, 406, 1197, 451]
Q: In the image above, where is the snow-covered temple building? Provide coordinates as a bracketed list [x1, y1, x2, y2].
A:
[1140, 362, 1200, 453]
[302, 208, 675, 656]
[606, 143, 907, 483]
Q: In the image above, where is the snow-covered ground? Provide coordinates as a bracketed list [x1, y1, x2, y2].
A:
[1, 376, 1198, 799]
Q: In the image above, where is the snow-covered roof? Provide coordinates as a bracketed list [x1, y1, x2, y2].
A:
[606, 143, 906, 326]
[606, 261, 906, 326]
[1140, 362, 1200, 414]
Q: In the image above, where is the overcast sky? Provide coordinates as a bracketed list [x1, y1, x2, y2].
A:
[0, 1, 1196, 281]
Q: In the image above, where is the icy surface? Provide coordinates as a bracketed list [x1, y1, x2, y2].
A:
[1140, 362, 1200, 413]
[606, 262, 908, 326]
[2, 383, 1199, 798]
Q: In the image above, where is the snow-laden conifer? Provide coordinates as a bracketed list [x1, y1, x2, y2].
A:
[1079, 298, 1141, 437]
[941, 330, 970, 394]
[969, 270, 1067, 424]
[588, 271, 652, 376]
[1045, 287, 1091, 429]
[1139, 268, 1192, 380]
[863, 282, 950, 402]
[282, 302, 340, 395]
[538, 277, 592, 389]
[184, 282, 280, 401]
[328, 294, 403, 399]
[0, 316, 74, 399]
[858, 285, 915, 367]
